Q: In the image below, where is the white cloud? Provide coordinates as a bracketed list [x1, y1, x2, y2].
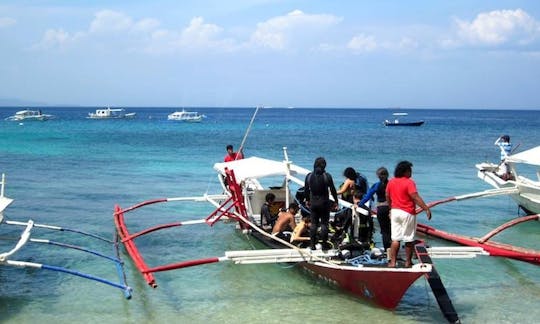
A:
[250, 9, 342, 50]
[347, 34, 377, 53]
[454, 9, 540, 46]
[32, 28, 71, 49]
[89, 10, 133, 33]
[0, 17, 16, 28]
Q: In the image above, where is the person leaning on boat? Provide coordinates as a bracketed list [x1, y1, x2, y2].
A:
[304, 157, 339, 250]
[357, 167, 391, 251]
[224, 144, 244, 162]
[386, 161, 431, 268]
[271, 203, 300, 241]
[494, 135, 513, 180]
[290, 215, 311, 244]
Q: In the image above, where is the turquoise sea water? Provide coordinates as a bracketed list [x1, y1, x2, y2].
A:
[1, 107, 539, 323]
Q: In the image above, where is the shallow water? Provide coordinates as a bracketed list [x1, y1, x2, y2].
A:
[1, 107, 539, 323]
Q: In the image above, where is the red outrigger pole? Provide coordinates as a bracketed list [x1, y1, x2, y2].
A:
[114, 168, 249, 288]
[417, 214, 540, 266]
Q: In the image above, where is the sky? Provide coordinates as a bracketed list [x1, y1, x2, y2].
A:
[1, 1, 540, 109]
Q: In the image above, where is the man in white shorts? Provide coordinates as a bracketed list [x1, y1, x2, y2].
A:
[386, 161, 432, 268]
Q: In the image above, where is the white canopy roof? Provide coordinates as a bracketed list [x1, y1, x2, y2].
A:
[213, 156, 310, 183]
[506, 145, 540, 166]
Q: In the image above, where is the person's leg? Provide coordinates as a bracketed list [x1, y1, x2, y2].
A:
[309, 211, 320, 249]
[388, 240, 400, 267]
[404, 242, 413, 267]
[320, 209, 330, 243]
[377, 205, 391, 250]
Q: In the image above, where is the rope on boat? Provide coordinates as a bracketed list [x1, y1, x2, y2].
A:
[5, 220, 113, 243]
[29, 238, 123, 264]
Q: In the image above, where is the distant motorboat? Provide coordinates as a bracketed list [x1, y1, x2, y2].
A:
[167, 109, 204, 122]
[5, 109, 53, 121]
[384, 113, 424, 127]
[87, 107, 136, 119]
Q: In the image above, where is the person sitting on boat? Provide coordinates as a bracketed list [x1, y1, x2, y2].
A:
[290, 215, 311, 245]
[260, 193, 278, 230]
[224, 144, 244, 162]
[494, 135, 513, 180]
[271, 203, 300, 241]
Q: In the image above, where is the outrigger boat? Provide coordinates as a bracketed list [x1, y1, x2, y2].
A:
[0, 174, 132, 298]
[114, 147, 489, 323]
[476, 145, 540, 214]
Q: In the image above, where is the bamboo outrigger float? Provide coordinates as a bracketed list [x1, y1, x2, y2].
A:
[0, 174, 132, 298]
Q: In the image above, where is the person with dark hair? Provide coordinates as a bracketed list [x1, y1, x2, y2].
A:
[337, 167, 357, 203]
[271, 203, 300, 241]
[260, 192, 277, 229]
[358, 167, 390, 250]
[494, 135, 513, 180]
[304, 157, 339, 250]
[224, 144, 244, 162]
[386, 161, 431, 268]
[334, 167, 357, 235]
[291, 215, 311, 244]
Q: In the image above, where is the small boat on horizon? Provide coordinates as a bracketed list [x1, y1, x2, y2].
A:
[87, 107, 136, 119]
[5, 109, 53, 121]
[384, 112, 424, 127]
[167, 109, 204, 122]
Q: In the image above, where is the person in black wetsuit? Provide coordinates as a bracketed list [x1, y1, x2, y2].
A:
[304, 157, 339, 250]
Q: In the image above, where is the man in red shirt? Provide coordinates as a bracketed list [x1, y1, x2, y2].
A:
[386, 161, 432, 268]
[224, 144, 244, 162]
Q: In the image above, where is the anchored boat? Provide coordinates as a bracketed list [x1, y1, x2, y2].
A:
[476, 145, 540, 214]
[114, 148, 485, 323]
[384, 112, 424, 126]
[87, 107, 136, 119]
[5, 109, 53, 121]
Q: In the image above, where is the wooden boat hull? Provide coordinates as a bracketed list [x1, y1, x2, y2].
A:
[249, 232, 430, 309]
[301, 261, 428, 309]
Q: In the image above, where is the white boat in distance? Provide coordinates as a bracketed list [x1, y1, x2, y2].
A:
[167, 109, 204, 122]
[5, 109, 53, 121]
[476, 145, 540, 214]
[87, 107, 136, 119]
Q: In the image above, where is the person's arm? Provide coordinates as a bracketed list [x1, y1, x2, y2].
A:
[359, 182, 379, 205]
[327, 174, 339, 203]
[291, 222, 310, 242]
[261, 204, 272, 225]
[304, 174, 311, 205]
[288, 214, 297, 231]
[336, 179, 350, 195]
[411, 192, 432, 220]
